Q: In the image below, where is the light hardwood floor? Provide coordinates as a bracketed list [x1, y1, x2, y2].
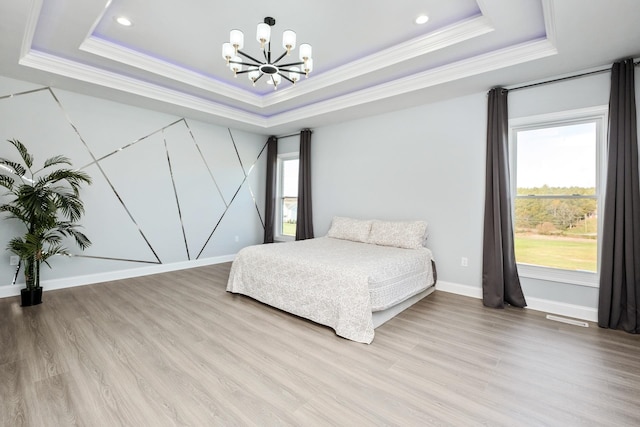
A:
[1, 263, 639, 426]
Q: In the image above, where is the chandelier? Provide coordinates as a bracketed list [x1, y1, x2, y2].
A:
[222, 17, 313, 90]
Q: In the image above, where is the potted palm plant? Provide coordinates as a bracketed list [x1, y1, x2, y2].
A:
[0, 139, 92, 306]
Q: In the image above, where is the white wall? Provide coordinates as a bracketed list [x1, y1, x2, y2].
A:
[0, 76, 267, 296]
[252, 93, 491, 298]
[313, 92, 487, 289]
[311, 68, 640, 320]
[278, 135, 300, 155]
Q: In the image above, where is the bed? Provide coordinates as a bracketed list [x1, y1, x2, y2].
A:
[226, 217, 436, 344]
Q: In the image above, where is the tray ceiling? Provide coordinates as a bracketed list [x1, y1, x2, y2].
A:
[1, 0, 639, 134]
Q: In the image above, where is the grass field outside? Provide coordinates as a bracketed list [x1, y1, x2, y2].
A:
[283, 222, 296, 237]
[515, 233, 597, 272]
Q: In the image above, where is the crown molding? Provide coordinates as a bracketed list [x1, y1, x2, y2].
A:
[79, 36, 263, 107]
[267, 38, 558, 127]
[18, 49, 268, 128]
[541, 0, 557, 45]
[20, 0, 42, 58]
[83, 0, 115, 42]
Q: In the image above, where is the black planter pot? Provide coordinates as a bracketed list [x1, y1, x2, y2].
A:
[21, 287, 43, 307]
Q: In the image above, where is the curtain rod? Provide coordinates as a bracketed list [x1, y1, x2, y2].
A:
[507, 59, 640, 92]
[277, 132, 300, 139]
[276, 129, 313, 139]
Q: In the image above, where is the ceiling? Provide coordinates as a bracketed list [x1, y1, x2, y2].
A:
[1, 0, 640, 135]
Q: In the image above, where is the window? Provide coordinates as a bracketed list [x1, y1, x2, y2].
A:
[276, 153, 299, 240]
[510, 107, 607, 286]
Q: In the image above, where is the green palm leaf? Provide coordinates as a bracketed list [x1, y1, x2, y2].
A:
[0, 159, 26, 177]
[1, 139, 92, 290]
[42, 155, 71, 169]
[0, 175, 15, 190]
[7, 139, 32, 169]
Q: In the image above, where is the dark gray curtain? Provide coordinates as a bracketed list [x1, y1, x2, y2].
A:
[598, 58, 640, 333]
[295, 129, 314, 240]
[482, 88, 527, 308]
[263, 136, 278, 244]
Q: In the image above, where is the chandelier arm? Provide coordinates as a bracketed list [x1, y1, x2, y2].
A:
[272, 51, 288, 65]
[267, 42, 272, 63]
[278, 72, 295, 84]
[277, 61, 305, 67]
[229, 60, 261, 67]
[234, 69, 254, 75]
[253, 73, 265, 83]
[236, 50, 264, 65]
[278, 67, 304, 73]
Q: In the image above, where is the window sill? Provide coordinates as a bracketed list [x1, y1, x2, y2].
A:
[274, 235, 295, 243]
[517, 263, 599, 288]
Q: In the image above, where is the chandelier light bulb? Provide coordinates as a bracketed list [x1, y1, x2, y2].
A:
[248, 67, 260, 85]
[256, 22, 271, 50]
[266, 73, 282, 90]
[222, 43, 234, 64]
[282, 30, 296, 54]
[290, 67, 300, 83]
[230, 55, 242, 76]
[230, 29, 244, 54]
[299, 43, 312, 62]
[304, 58, 313, 77]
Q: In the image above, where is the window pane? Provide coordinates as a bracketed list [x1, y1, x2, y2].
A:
[282, 159, 298, 197]
[282, 197, 297, 236]
[516, 123, 596, 192]
[514, 122, 598, 272]
[280, 158, 298, 237]
[514, 197, 597, 272]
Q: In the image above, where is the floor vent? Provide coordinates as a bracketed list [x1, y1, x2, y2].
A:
[546, 314, 589, 327]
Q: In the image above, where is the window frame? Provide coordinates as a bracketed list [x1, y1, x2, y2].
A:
[275, 151, 299, 242]
[509, 106, 608, 288]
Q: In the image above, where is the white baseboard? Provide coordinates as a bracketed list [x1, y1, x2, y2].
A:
[0, 254, 236, 299]
[524, 296, 598, 322]
[435, 280, 598, 323]
[435, 280, 483, 298]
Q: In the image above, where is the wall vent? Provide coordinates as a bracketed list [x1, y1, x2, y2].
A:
[546, 314, 589, 327]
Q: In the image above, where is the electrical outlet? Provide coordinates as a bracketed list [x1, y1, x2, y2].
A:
[461, 257, 468, 267]
[9, 256, 20, 266]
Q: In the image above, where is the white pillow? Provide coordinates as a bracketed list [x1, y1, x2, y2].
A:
[368, 220, 428, 249]
[327, 216, 373, 243]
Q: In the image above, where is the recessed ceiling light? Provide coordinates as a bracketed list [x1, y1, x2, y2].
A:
[115, 16, 132, 27]
[415, 14, 429, 25]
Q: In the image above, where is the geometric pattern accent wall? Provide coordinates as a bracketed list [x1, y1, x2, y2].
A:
[0, 77, 266, 285]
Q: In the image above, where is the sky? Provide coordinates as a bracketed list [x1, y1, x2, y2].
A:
[516, 122, 596, 188]
[282, 158, 299, 196]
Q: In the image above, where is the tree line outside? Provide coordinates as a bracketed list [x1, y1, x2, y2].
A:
[514, 185, 597, 272]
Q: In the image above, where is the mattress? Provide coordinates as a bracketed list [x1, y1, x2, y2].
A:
[226, 237, 435, 343]
[369, 268, 433, 312]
